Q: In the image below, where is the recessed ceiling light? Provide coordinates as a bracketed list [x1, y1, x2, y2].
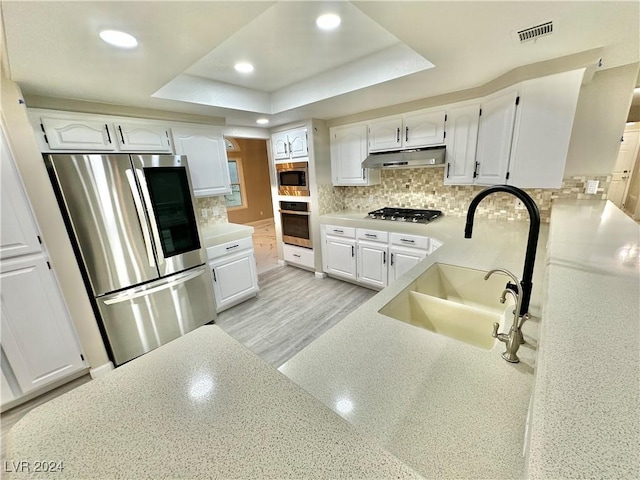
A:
[99, 30, 138, 49]
[234, 62, 254, 74]
[316, 13, 341, 31]
[256, 118, 269, 125]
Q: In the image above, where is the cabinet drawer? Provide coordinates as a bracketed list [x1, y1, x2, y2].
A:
[389, 232, 429, 250]
[324, 224, 356, 238]
[283, 244, 314, 268]
[206, 236, 253, 261]
[356, 228, 388, 243]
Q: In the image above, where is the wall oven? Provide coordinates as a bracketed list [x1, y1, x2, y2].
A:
[276, 162, 309, 196]
[279, 201, 312, 248]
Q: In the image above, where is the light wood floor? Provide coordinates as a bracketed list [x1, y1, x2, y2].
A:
[1, 265, 375, 460]
[217, 265, 377, 368]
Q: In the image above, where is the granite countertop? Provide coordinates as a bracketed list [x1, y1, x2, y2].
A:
[525, 200, 640, 479]
[4, 326, 422, 479]
[282, 213, 549, 479]
[199, 222, 254, 248]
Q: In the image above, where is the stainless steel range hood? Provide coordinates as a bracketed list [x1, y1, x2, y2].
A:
[362, 145, 446, 169]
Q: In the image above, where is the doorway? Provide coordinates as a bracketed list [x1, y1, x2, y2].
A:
[224, 137, 278, 273]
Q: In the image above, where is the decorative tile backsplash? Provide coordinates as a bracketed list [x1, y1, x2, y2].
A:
[195, 196, 228, 227]
[320, 168, 610, 223]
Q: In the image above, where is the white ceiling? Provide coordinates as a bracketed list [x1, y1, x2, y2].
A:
[2, 1, 639, 128]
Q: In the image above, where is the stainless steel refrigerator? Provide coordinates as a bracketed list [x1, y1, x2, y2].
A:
[47, 153, 216, 366]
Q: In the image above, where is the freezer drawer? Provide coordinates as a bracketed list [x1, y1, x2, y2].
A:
[96, 266, 215, 365]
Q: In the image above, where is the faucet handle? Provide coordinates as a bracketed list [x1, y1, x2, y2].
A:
[492, 322, 500, 338]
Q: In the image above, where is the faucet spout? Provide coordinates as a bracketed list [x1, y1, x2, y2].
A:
[465, 185, 540, 317]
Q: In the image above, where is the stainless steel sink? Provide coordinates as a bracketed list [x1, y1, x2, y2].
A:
[380, 263, 514, 349]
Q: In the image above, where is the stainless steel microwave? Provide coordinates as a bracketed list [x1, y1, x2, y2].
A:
[276, 162, 309, 196]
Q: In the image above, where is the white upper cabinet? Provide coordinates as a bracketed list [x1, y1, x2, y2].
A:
[39, 115, 116, 151]
[444, 103, 480, 185]
[475, 87, 519, 185]
[271, 127, 308, 162]
[368, 108, 446, 152]
[115, 122, 172, 152]
[368, 117, 403, 151]
[507, 68, 585, 188]
[171, 126, 231, 197]
[330, 124, 380, 186]
[1, 131, 41, 260]
[404, 109, 446, 148]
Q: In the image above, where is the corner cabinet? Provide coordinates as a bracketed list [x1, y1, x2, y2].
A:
[330, 124, 380, 186]
[171, 125, 232, 196]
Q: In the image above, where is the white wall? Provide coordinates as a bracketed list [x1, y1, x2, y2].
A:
[564, 63, 639, 175]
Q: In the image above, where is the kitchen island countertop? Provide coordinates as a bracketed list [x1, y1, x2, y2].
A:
[4, 326, 423, 479]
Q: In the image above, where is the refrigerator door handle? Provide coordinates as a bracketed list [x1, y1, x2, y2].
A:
[134, 168, 165, 266]
[125, 169, 156, 268]
[103, 266, 206, 305]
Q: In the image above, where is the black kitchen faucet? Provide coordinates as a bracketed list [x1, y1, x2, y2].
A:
[464, 185, 541, 317]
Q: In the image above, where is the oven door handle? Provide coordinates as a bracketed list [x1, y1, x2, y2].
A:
[279, 209, 311, 215]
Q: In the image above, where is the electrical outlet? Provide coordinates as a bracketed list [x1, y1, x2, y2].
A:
[213, 206, 220, 216]
[201, 208, 208, 218]
[515, 199, 525, 210]
[585, 180, 599, 195]
[368, 195, 374, 205]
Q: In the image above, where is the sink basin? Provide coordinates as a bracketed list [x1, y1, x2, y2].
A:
[380, 263, 514, 349]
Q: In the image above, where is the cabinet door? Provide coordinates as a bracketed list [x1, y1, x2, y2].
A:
[331, 124, 370, 186]
[475, 88, 518, 185]
[390, 246, 427, 282]
[40, 116, 116, 151]
[368, 117, 403, 152]
[507, 68, 584, 188]
[1, 255, 84, 394]
[210, 252, 258, 312]
[0, 130, 42, 260]
[115, 122, 172, 152]
[324, 236, 357, 280]
[357, 241, 388, 288]
[271, 131, 291, 161]
[287, 128, 308, 160]
[444, 103, 480, 185]
[404, 109, 446, 147]
[172, 126, 231, 196]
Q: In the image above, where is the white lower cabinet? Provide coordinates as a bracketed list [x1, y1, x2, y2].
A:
[1, 255, 85, 396]
[357, 241, 388, 288]
[389, 245, 428, 282]
[322, 225, 438, 288]
[208, 237, 258, 313]
[322, 226, 357, 281]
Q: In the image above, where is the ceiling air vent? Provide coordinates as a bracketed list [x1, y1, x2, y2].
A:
[517, 21, 553, 42]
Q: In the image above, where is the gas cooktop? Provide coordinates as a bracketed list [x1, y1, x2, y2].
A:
[367, 207, 443, 224]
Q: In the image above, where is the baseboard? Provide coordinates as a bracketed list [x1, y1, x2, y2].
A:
[89, 362, 115, 379]
[245, 219, 275, 228]
[315, 271, 327, 279]
[277, 259, 285, 266]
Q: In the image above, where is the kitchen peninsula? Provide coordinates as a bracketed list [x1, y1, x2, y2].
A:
[5, 201, 639, 479]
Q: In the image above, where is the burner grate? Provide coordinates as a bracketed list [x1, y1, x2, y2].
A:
[367, 207, 443, 224]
